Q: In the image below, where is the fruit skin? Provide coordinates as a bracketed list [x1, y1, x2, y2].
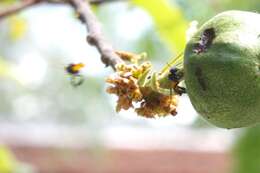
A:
[184, 11, 260, 128]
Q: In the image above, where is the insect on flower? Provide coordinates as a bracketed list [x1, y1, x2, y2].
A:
[65, 63, 85, 87]
[168, 66, 186, 95]
[193, 28, 216, 54]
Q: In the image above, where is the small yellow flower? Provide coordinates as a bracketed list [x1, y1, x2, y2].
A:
[106, 63, 145, 112]
[135, 92, 177, 118]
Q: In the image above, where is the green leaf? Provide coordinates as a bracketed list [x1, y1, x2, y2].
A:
[0, 0, 17, 5]
[233, 126, 260, 173]
[0, 146, 16, 173]
[132, 0, 188, 53]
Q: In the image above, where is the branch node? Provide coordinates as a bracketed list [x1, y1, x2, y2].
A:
[86, 35, 97, 45]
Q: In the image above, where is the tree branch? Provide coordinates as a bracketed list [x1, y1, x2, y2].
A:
[0, 0, 42, 19]
[69, 0, 123, 70]
[0, 0, 126, 19]
[90, 0, 127, 5]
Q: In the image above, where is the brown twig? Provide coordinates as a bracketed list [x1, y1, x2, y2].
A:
[69, 0, 123, 70]
[0, 0, 42, 19]
[0, 0, 126, 19]
[90, 0, 127, 5]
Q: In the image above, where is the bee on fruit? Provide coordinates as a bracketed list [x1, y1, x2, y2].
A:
[168, 67, 186, 95]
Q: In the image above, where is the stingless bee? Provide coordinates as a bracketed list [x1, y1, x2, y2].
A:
[65, 63, 85, 87]
[168, 66, 186, 95]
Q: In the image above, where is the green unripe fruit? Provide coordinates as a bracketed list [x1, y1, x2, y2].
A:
[184, 11, 260, 129]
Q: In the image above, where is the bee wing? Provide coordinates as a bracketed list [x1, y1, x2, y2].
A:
[70, 75, 84, 87]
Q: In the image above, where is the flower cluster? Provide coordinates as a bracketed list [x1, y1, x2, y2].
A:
[106, 62, 151, 112]
[136, 92, 178, 118]
[106, 59, 179, 118]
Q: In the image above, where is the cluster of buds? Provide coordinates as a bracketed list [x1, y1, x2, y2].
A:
[106, 62, 151, 112]
[106, 51, 184, 118]
[135, 91, 178, 118]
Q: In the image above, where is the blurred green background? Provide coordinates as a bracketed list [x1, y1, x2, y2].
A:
[0, 0, 260, 173]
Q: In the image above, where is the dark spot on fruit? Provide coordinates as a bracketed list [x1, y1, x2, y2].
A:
[195, 67, 207, 91]
[193, 28, 216, 54]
